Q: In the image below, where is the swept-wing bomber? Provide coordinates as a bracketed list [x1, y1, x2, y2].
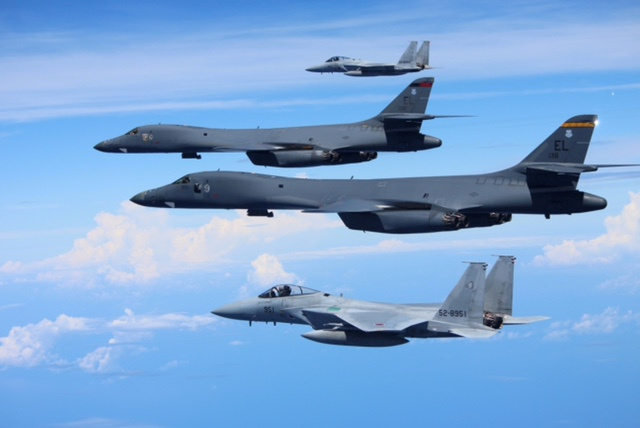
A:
[95, 78, 449, 167]
[213, 256, 548, 347]
[306, 41, 431, 77]
[131, 114, 636, 234]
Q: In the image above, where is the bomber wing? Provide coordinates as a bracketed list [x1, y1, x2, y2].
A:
[302, 308, 427, 333]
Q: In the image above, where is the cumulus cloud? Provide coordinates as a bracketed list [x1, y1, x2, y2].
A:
[247, 254, 301, 288]
[0, 309, 215, 372]
[533, 193, 640, 265]
[0, 315, 91, 368]
[544, 307, 640, 341]
[0, 202, 338, 287]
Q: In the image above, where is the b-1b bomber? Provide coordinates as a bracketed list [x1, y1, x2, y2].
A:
[130, 115, 635, 234]
[95, 78, 451, 167]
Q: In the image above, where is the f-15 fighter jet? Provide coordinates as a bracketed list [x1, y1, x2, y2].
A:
[213, 256, 548, 347]
[306, 41, 431, 77]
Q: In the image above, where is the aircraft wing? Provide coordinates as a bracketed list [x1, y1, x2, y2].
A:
[378, 113, 472, 122]
[304, 198, 438, 214]
[302, 308, 426, 333]
[302, 198, 392, 213]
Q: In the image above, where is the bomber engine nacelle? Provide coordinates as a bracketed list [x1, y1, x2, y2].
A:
[246, 150, 377, 167]
[338, 210, 467, 234]
[301, 330, 408, 347]
[338, 210, 512, 234]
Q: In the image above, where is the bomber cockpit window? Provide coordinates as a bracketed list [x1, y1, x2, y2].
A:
[127, 128, 139, 135]
[172, 175, 191, 185]
[258, 285, 321, 298]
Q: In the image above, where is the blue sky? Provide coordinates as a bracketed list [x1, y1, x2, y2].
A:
[1, 1, 639, 427]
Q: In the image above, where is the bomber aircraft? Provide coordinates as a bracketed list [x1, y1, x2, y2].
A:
[130, 114, 636, 234]
[212, 256, 548, 347]
[94, 78, 450, 167]
[306, 41, 431, 77]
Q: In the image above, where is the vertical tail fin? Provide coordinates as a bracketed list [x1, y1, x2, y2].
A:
[484, 256, 515, 316]
[416, 41, 430, 68]
[377, 77, 434, 116]
[519, 115, 598, 164]
[397, 41, 418, 66]
[434, 262, 487, 324]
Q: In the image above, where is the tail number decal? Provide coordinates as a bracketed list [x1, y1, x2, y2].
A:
[438, 309, 467, 317]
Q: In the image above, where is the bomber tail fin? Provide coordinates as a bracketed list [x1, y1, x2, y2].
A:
[518, 115, 598, 165]
[397, 41, 418, 67]
[509, 115, 600, 191]
[377, 77, 434, 117]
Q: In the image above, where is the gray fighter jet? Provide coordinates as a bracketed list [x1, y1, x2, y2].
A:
[94, 78, 448, 167]
[306, 41, 431, 77]
[131, 114, 636, 234]
[213, 256, 548, 347]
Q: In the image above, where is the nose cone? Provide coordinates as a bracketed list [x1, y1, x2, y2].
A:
[305, 64, 325, 73]
[130, 191, 148, 206]
[94, 139, 123, 153]
[94, 140, 111, 152]
[130, 190, 171, 208]
[212, 302, 251, 321]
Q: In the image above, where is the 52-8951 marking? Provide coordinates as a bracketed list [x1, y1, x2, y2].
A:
[438, 309, 467, 317]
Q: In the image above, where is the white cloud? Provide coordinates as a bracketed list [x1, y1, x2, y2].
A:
[109, 308, 215, 331]
[543, 307, 640, 341]
[533, 193, 640, 265]
[0, 309, 215, 372]
[2, 5, 640, 122]
[0, 315, 91, 367]
[246, 253, 301, 288]
[0, 202, 337, 287]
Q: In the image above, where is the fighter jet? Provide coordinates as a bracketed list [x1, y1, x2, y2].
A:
[306, 41, 431, 77]
[94, 78, 450, 167]
[131, 114, 637, 234]
[212, 256, 548, 347]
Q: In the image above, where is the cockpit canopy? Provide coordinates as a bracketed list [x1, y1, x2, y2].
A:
[258, 284, 321, 298]
[325, 56, 352, 62]
[172, 175, 191, 185]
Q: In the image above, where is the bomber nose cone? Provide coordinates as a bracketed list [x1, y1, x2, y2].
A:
[94, 141, 109, 152]
[130, 191, 149, 206]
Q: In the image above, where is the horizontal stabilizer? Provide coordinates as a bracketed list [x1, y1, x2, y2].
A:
[502, 315, 550, 325]
[523, 162, 640, 175]
[526, 163, 599, 174]
[449, 327, 498, 339]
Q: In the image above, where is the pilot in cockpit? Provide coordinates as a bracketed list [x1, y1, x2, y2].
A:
[269, 285, 291, 297]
